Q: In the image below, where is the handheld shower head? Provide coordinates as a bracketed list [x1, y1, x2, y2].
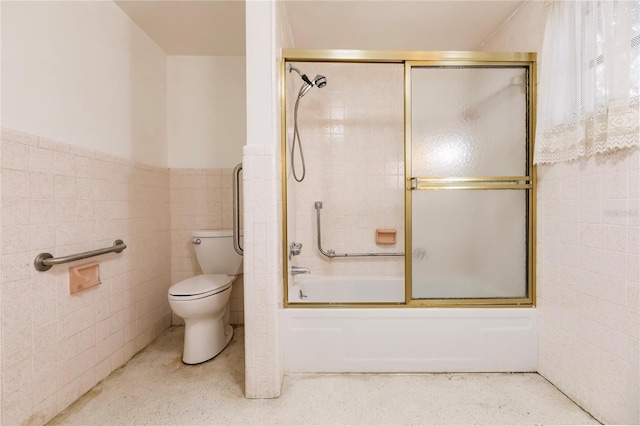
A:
[313, 75, 327, 88]
[288, 65, 328, 183]
[289, 65, 328, 97]
[297, 74, 328, 98]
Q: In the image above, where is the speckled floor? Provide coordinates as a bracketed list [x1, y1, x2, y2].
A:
[49, 326, 599, 425]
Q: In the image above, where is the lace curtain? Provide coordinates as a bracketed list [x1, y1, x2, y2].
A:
[534, 0, 640, 164]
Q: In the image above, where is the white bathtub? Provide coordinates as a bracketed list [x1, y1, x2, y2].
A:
[289, 274, 512, 303]
[291, 275, 404, 303]
[283, 275, 537, 373]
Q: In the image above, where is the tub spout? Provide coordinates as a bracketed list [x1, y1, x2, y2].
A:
[291, 266, 311, 276]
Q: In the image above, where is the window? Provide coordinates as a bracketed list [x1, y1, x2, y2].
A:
[534, 0, 639, 164]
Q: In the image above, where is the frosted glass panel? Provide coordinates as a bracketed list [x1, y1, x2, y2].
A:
[412, 67, 527, 177]
[411, 190, 527, 299]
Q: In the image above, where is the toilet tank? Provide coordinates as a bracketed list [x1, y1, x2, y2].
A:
[192, 230, 243, 275]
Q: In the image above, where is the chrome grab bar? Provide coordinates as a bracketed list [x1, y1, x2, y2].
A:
[34, 239, 127, 272]
[314, 201, 404, 258]
[233, 163, 243, 255]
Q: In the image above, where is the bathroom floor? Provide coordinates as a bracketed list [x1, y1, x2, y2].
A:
[49, 326, 599, 426]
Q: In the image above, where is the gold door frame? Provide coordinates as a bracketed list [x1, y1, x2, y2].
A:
[281, 49, 537, 308]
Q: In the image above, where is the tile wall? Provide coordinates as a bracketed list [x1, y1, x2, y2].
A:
[482, 1, 640, 423]
[537, 150, 639, 424]
[286, 62, 405, 287]
[169, 168, 244, 325]
[1, 128, 172, 425]
[242, 144, 283, 398]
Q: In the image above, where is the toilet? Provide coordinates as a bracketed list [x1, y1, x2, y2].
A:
[168, 230, 242, 364]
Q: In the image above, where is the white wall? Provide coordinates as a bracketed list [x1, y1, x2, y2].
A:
[167, 56, 246, 169]
[1, 1, 167, 168]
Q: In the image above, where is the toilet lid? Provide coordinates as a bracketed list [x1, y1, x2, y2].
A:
[168, 274, 233, 297]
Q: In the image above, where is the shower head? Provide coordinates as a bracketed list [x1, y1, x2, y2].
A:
[313, 75, 327, 88]
[289, 65, 327, 97]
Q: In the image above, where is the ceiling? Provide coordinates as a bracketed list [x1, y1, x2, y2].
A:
[284, 1, 525, 51]
[115, 0, 525, 56]
[114, 0, 246, 56]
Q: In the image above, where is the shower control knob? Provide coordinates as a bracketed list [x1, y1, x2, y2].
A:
[289, 242, 303, 259]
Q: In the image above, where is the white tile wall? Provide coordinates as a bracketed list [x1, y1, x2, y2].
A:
[1, 128, 172, 425]
[169, 168, 244, 325]
[482, 1, 639, 423]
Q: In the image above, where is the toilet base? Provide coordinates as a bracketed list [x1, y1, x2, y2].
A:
[182, 319, 234, 365]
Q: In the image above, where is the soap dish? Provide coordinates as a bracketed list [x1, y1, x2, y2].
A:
[376, 229, 397, 245]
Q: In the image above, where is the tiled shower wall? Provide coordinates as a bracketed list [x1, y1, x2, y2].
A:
[1, 128, 172, 425]
[169, 168, 244, 325]
[287, 62, 405, 282]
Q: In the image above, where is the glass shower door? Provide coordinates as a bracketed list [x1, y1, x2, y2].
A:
[408, 65, 533, 303]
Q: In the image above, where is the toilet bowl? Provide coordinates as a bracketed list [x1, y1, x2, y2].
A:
[168, 274, 235, 364]
[168, 230, 242, 364]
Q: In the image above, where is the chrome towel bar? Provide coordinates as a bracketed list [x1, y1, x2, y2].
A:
[314, 201, 404, 258]
[34, 239, 127, 272]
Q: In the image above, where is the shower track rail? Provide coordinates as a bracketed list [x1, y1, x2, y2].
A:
[34, 239, 127, 271]
[314, 201, 404, 258]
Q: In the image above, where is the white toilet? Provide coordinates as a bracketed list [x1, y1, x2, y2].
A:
[168, 230, 242, 364]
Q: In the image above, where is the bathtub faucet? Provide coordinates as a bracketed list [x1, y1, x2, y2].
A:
[290, 266, 311, 276]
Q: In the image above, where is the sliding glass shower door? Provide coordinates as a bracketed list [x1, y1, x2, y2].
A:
[408, 64, 534, 304]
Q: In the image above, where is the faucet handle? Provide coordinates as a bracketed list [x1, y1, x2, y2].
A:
[289, 242, 303, 260]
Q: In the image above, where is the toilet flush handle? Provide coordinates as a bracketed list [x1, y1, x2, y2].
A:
[192, 238, 201, 245]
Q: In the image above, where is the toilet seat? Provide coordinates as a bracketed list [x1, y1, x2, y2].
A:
[169, 274, 233, 301]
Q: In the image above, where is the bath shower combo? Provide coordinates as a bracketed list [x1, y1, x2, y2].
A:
[281, 50, 537, 373]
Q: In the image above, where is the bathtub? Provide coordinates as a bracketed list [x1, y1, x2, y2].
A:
[283, 275, 537, 373]
[291, 275, 404, 303]
[290, 274, 513, 303]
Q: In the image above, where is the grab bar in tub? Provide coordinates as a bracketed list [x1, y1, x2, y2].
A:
[34, 239, 127, 271]
[314, 201, 404, 258]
